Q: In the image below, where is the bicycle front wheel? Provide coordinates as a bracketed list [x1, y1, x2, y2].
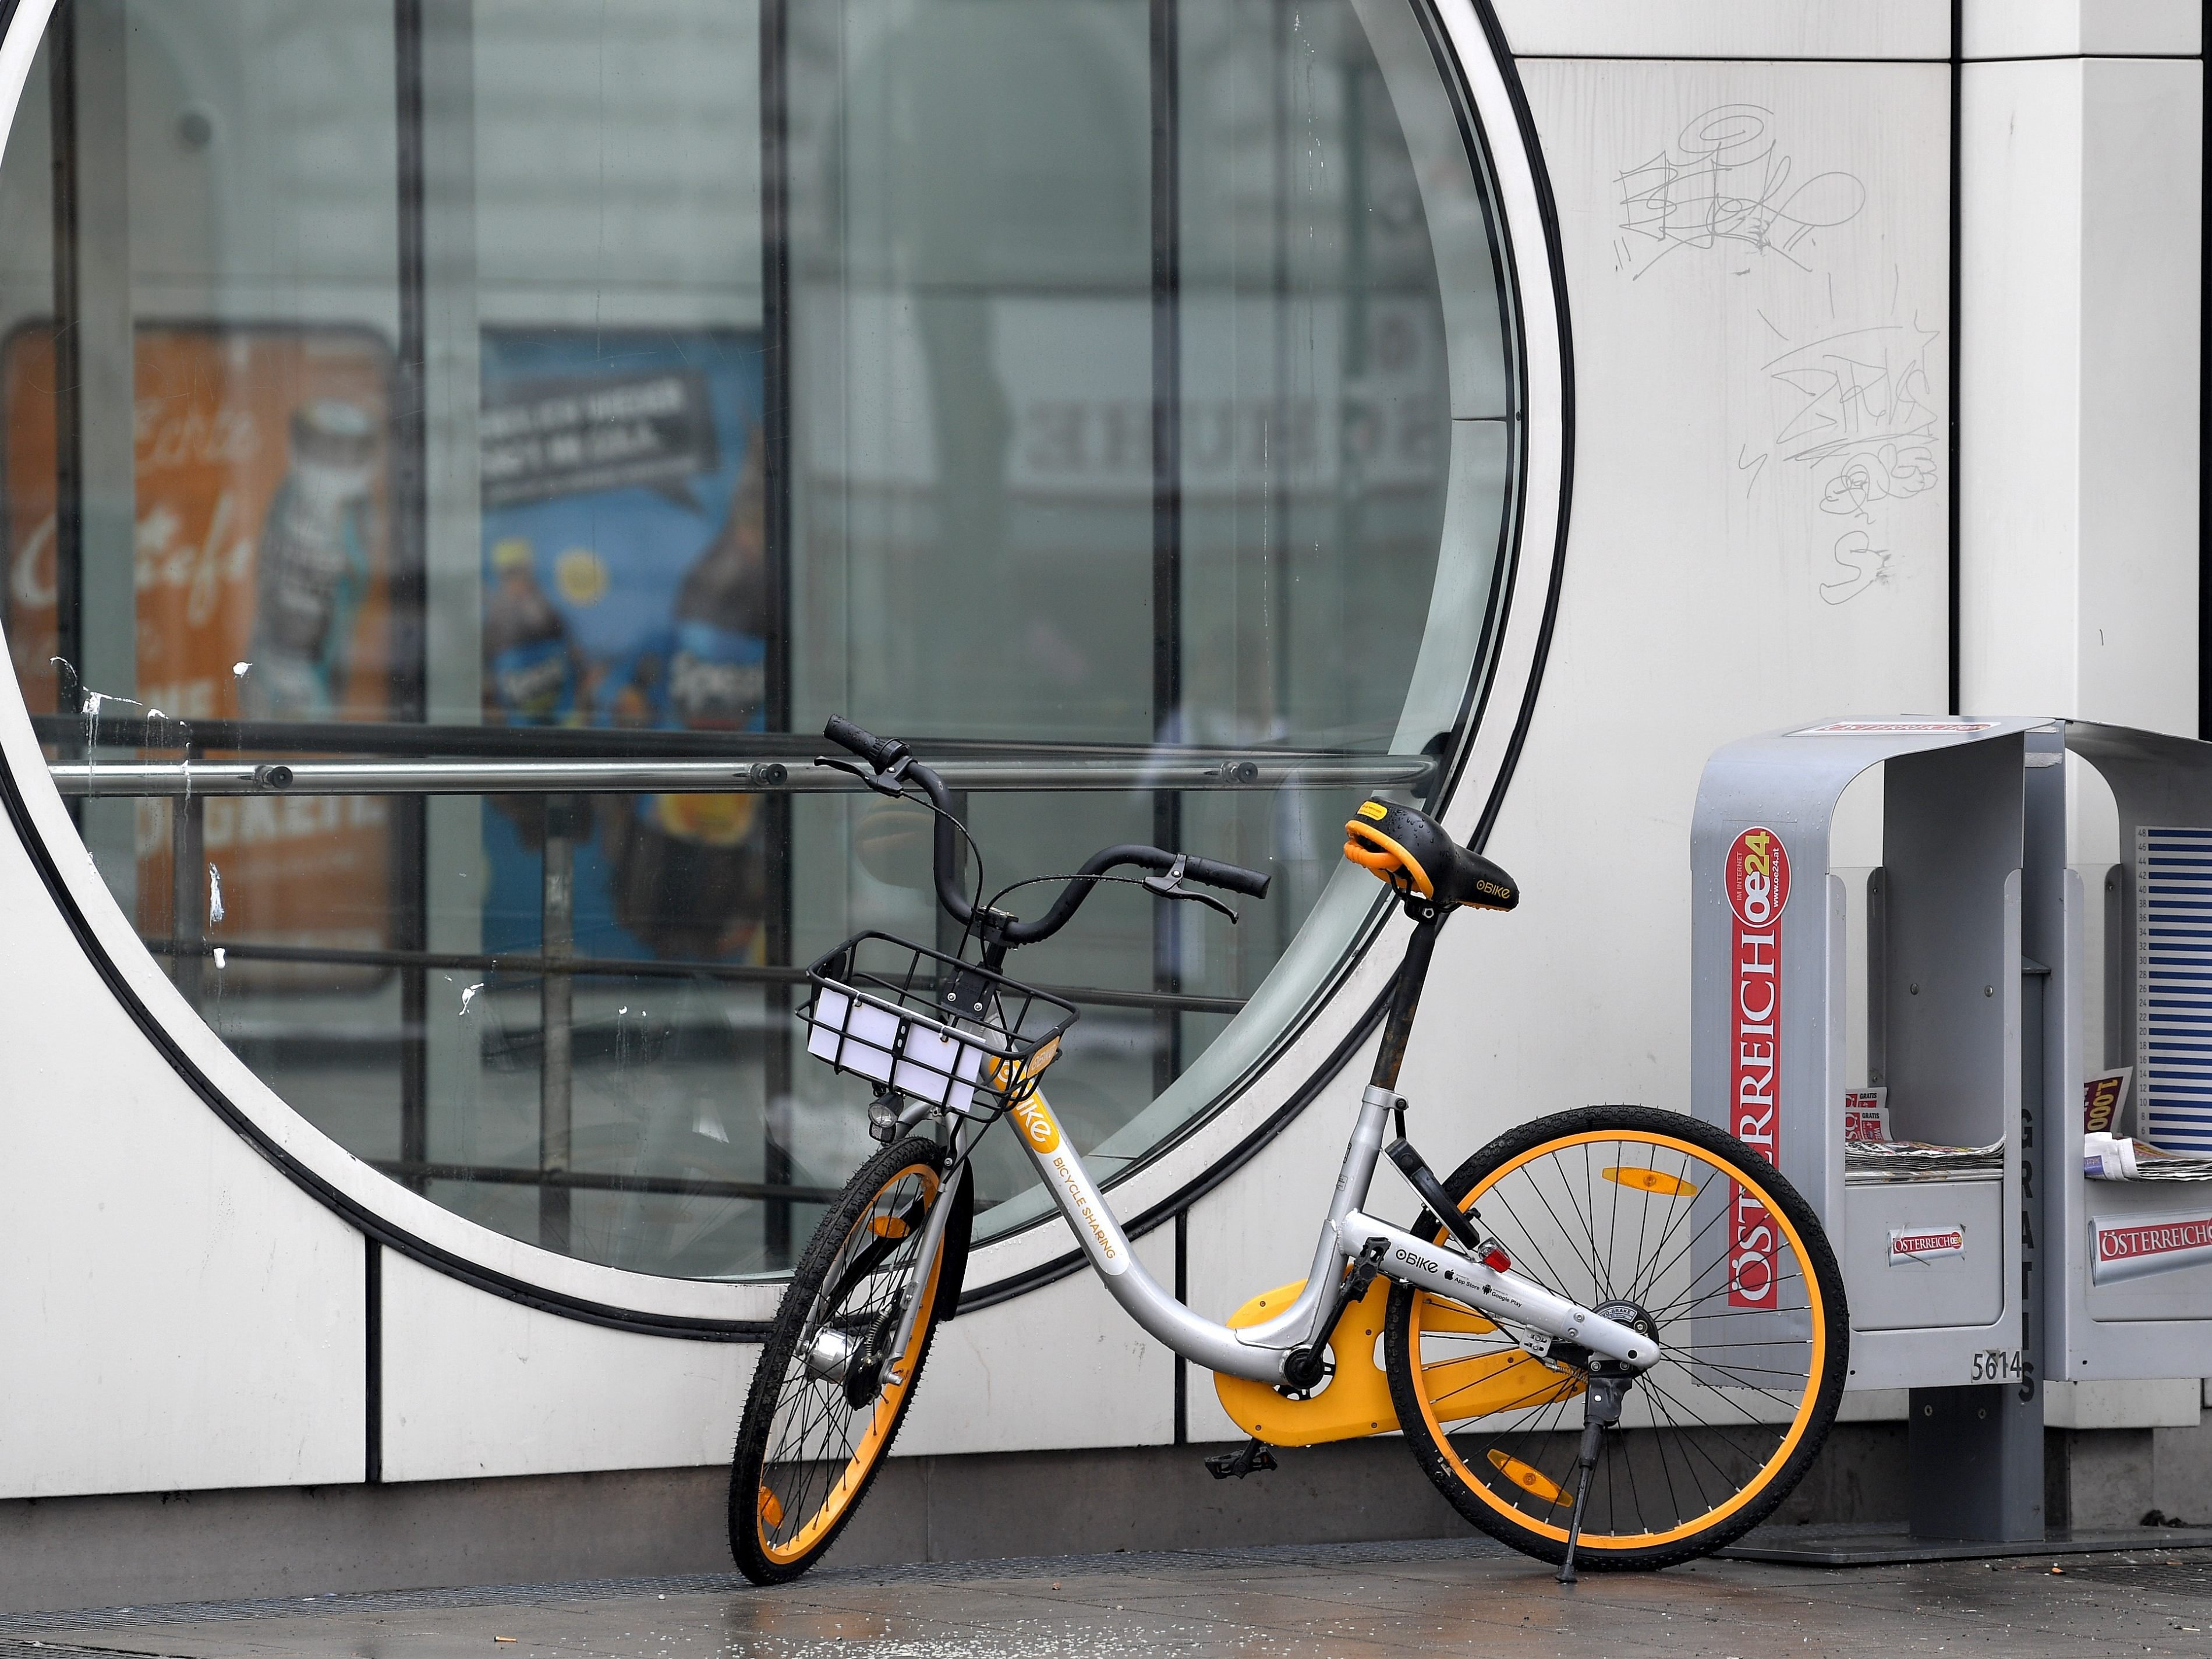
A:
[1383, 1106, 1847, 1571]
[729, 1136, 964, 1584]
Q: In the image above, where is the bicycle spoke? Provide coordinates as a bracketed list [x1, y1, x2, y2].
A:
[746, 1158, 942, 1567]
[1482, 1182, 1588, 1312]
[1401, 1118, 1840, 1559]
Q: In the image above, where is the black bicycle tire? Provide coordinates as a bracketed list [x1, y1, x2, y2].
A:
[1382, 1105, 1849, 1572]
[728, 1136, 963, 1584]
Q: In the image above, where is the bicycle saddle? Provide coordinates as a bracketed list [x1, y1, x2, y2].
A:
[1343, 796, 1519, 911]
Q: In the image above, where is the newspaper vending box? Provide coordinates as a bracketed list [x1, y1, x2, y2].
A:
[2054, 723, 2212, 1384]
[1694, 716, 2054, 1540]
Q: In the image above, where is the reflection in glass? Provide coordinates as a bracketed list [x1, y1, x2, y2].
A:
[0, 0, 1507, 1280]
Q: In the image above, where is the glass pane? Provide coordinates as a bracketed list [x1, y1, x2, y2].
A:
[0, 0, 1509, 1280]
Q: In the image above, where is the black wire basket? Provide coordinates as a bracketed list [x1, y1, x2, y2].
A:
[798, 932, 1080, 1117]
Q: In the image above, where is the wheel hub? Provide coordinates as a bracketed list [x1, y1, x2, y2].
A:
[842, 1301, 904, 1409]
[1592, 1298, 1658, 1343]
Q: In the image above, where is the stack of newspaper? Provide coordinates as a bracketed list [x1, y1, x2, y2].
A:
[1844, 1138, 2005, 1184]
[2089, 1137, 2212, 1183]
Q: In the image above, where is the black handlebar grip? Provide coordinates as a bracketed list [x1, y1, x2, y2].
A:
[823, 714, 905, 771]
[1181, 853, 1271, 900]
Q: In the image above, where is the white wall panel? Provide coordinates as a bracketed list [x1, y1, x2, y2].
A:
[2076, 59, 2202, 730]
[1958, 62, 2080, 722]
[898, 1226, 1176, 1456]
[1960, 59, 2201, 731]
[377, 1250, 753, 1481]
[1388, 62, 1951, 1155]
[0, 819, 365, 1498]
[1493, 2, 1947, 62]
[1965, 0, 2202, 61]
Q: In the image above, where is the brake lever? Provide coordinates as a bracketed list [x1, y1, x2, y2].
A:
[1143, 855, 1239, 925]
[815, 754, 910, 799]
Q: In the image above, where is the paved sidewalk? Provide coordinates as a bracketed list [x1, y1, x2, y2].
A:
[3, 1536, 2210, 1657]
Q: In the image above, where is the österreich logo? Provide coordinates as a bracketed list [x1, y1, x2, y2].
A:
[1888, 1226, 1965, 1265]
[1726, 826, 1787, 1310]
[2092, 1208, 2212, 1284]
[1725, 826, 1790, 929]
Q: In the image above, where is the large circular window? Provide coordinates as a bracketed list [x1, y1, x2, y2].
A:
[0, 0, 1519, 1281]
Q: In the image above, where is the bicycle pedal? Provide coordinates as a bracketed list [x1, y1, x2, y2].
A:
[1203, 1438, 1279, 1480]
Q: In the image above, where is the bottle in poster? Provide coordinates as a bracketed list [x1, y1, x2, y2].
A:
[483, 537, 582, 725]
[608, 433, 769, 961]
[483, 535, 592, 850]
[240, 399, 378, 719]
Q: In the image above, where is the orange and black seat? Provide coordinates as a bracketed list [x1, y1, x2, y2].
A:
[1343, 796, 1519, 911]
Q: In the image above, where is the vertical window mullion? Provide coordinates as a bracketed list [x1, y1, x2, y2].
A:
[1151, 0, 1184, 1099]
[761, 0, 798, 1265]
[392, 0, 431, 1195]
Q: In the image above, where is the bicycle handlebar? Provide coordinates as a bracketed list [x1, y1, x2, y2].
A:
[1178, 853, 1273, 900]
[999, 843, 1270, 945]
[820, 716, 1271, 947]
[822, 713, 907, 773]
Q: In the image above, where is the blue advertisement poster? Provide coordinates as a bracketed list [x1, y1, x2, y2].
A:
[477, 328, 769, 963]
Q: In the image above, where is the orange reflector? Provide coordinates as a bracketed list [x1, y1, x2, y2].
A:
[870, 1214, 911, 1239]
[1602, 1164, 1698, 1199]
[758, 1487, 785, 1527]
[1487, 1449, 1566, 1506]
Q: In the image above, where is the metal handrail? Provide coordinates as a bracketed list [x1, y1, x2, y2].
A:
[47, 752, 1434, 797]
[140, 937, 1252, 1017]
[29, 712, 1400, 762]
[369, 1159, 845, 1206]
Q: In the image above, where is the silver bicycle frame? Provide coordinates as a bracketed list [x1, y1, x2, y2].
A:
[998, 1081, 1657, 1385]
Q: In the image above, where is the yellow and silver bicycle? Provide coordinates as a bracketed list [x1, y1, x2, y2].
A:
[730, 718, 1848, 1584]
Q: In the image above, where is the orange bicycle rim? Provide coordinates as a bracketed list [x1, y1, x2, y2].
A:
[1407, 1129, 1827, 1551]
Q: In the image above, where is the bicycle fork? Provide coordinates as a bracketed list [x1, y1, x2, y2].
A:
[881, 1129, 973, 1388]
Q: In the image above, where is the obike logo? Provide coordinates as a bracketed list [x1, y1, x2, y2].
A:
[2092, 1208, 2212, 1284]
[1476, 880, 1511, 901]
[1010, 1098, 1061, 1155]
[1394, 1246, 1441, 1276]
[1725, 827, 1789, 1310]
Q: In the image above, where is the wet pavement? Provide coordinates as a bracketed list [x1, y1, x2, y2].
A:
[4, 1536, 2211, 1657]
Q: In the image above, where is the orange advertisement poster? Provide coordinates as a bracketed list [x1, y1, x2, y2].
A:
[2, 324, 398, 985]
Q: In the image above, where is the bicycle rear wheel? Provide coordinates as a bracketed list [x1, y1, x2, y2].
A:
[1383, 1105, 1846, 1570]
[729, 1135, 964, 1584]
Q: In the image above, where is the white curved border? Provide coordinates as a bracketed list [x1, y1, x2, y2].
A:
[0, 0, 1566, 1322]
[1429, 0, 1569, 847]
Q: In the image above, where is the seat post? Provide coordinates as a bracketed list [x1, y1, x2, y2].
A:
[1369, 914, 1445, 1092]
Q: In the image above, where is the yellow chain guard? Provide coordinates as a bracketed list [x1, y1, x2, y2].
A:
[1213, 1278, 1397, 1446]
[1212, 1280, 1581, 1446]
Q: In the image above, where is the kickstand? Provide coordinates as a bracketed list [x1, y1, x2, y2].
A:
[1203, 1438, 1279, 1481]
[1557, 1368, 1630, 1586]
[1556, 1421, 1601, 1585]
